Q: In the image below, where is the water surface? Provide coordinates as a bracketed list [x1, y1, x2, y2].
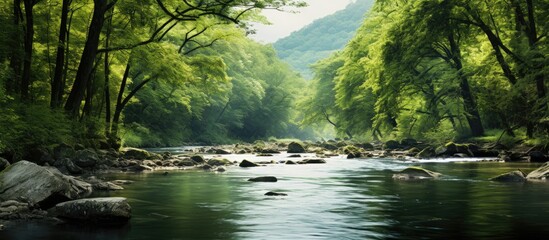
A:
[2, 153, 548, 239]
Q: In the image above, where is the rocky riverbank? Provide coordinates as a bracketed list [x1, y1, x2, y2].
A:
[1, 139, 548, 230]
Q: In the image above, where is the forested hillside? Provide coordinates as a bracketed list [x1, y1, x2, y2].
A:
[300, 0, 548, 144]
[274, 0, 373, 79]
[0, 0, 308, 160]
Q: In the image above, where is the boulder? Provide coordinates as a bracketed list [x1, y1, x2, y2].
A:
[50, 197, 131, 224]
[207, 158, 232, 166]
[24, 147, 50, 165]
[383, 140, 400, 150]
[265, 191, 287, 196]
[123, 148, 150, 160]
[178, 159, 196, 167]
[300, 159, 327, 164]
[53, 143, 76, 160]
[526, 162, 549, 180]
[248, 176, 278, 182]
[73, 149, 99, 168]
[489, 170, 526, 182]
[213, 148, 231, 154]
[0, 157, 10, 171]
[392, 167, 442, 180]
[0, 161, 92, 208]
[286, 160, 297, 165]
[287, 142, 306, 153]
[341, 145, 361, 155]
[239, 160, 260, 167]
[55, 158, 83, 174]
[190, 155, 205, 163]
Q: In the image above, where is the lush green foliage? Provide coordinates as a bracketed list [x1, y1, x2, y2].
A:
[274, 0, 373, 79]
[302, 0, 548, 142]
[0, 0, 309, 155]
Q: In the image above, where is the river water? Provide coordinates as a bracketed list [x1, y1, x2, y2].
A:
[2, 153, 549, 240]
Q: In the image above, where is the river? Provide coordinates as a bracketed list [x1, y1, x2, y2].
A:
[2, 152, 549, 239]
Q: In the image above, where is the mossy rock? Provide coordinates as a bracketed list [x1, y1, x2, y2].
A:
[207, 158, 232, 166]
[392, 167, 442, 180]
[341, 145, 361, 155]
[489, 170, 526, 182]
[287, 142, 306, 153]
[123, 148, 150, 160]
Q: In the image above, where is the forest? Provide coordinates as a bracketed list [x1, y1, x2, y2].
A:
[300, 0, 548, 145]
[0, 0, 310, 161]
[0, 0, 548, 162]
[274, 0, 373, 79]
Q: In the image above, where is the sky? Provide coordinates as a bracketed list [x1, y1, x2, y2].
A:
[249, 0, 354, 43]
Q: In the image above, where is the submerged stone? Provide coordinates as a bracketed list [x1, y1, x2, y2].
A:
[248, 176, 278, 182]
[392, 167, 442, 180]
[265, 191, 287, 196]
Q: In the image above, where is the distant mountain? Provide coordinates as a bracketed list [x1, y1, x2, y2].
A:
[274, 0, 374, 79]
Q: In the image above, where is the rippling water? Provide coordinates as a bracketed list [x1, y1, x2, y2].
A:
[3, 153, 549, 240]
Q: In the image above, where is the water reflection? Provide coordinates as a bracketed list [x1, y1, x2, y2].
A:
[2, 156, 549, 240]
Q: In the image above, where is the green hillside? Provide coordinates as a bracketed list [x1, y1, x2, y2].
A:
[274, 0, 374, 79]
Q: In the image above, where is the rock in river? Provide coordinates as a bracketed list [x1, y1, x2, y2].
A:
[239, 159, 260, 167]
[287, 142, 306, 153]
[49, 197, 131, 225]
[526, 162, 549, 180]
[0, 161, 92, 209]
[392, 167, 442, 180]
[299, 159, 327, 164]
[489, 170, 526, 182]
[265, 191, 287, 196]
[248, 176, 278, 182]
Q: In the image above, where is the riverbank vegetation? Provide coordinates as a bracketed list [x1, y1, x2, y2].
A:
[0, 0, 547, 162]
[0, 0, 309, 160]
[300, 0, 548, 145]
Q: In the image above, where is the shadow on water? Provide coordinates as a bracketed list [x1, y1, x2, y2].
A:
[2, 155, 549, 240]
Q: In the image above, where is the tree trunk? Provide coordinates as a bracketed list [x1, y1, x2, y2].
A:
[110, 62, 131, 137]
[104, 6, 114, 134]
[21, 0, 35, 101]
[449, 34, 485, 136]
[50, 0, 70, 108]
[65, 0, 111, 116]
[111, 62, 153, 138]
[8, 0, 23, 95]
